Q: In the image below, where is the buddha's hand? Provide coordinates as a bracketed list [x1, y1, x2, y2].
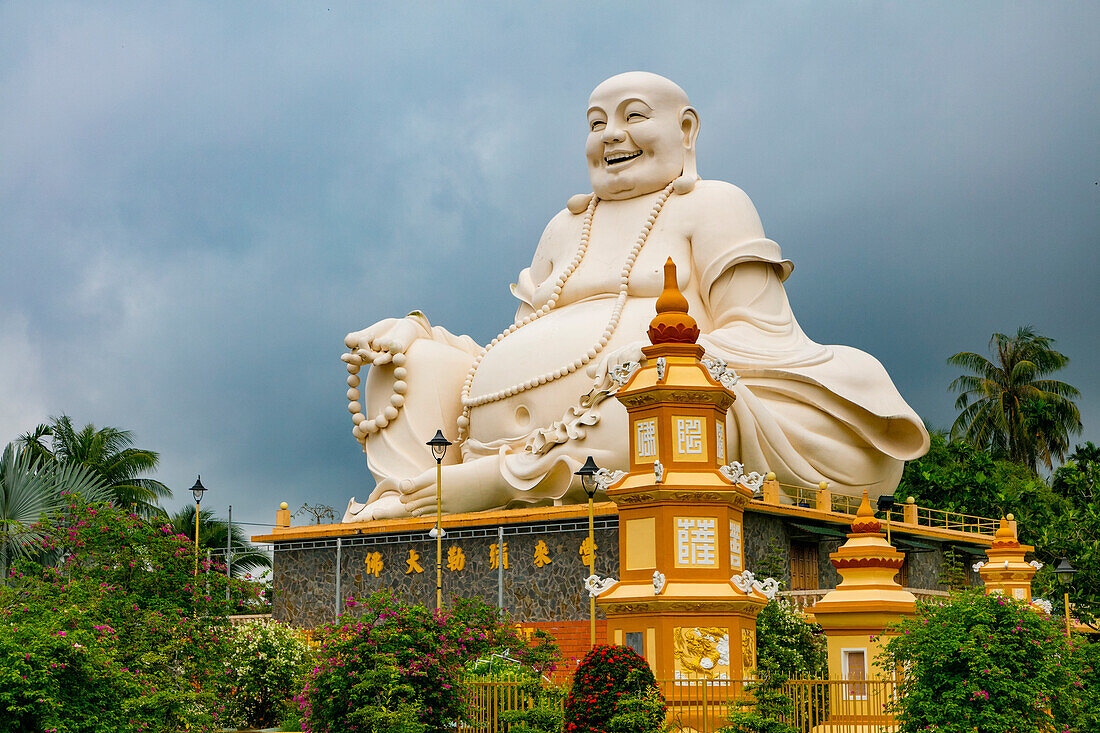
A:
[344, 316, 425, 367]
[585, 340, 648, 383]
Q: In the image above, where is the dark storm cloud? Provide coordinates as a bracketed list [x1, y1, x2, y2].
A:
[2, 2, 1097, 527]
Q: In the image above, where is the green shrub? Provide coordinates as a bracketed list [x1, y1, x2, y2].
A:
[221, 618, 311, 729]
[298, 592, 535, 732]
[882, 591, 1086, 732]
[0, 501, 265, 732]
[563, 645, 662, 733]
[607, 668, 668, 733]
[499, 675, 566, 733]
[754, 599, 826, 679]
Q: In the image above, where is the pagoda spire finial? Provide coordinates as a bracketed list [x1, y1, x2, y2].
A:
[850, 490, 882, 534]
[647, 258, 700, 345]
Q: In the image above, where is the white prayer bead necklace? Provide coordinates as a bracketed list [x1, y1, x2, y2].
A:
[345, 348, 410, 444]
[456, 182, 675, 442]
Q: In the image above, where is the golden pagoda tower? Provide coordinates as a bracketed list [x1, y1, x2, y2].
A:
[596, 258, 769, 683]
[978, 514, 1039, 605]
[810, 492, 915, 731]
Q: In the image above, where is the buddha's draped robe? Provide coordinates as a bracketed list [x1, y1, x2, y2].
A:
[348, 182, 928, 518]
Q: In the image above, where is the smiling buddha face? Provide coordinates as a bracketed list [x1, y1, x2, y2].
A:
[585, 71, 700, 200]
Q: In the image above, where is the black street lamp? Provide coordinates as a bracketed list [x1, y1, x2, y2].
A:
[575, 456, 600, 646]
[426, 430, 452, 611]
[1055, 557, 1077, 637]
[190, 476, 207, 576]
[876, 494, 896, 542]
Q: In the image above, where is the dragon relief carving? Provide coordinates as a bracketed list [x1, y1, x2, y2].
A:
[673, 627, 730, 679]
[719, 461, 765, 492]
[701, 355, 740, 390]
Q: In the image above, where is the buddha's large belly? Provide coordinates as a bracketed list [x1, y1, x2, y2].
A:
[467, 297, 656, 442]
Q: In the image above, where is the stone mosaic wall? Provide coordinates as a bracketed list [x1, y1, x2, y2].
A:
[272, 522, 616, 627]
[743, 511, 791, 587]
[340, 526, 617, 622]
[817, 539, 843, 588]
[906, 544, 946, 591]
[272, 547, 337, 628]
[271, 511, 980, 628]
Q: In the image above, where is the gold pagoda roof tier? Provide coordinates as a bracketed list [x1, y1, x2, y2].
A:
[811, 492, 916, 625]
[605, 470, 753, 507]
[598, 579, 769, 615]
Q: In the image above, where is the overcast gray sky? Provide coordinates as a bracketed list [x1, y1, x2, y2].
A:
[2, 2, 1097, 530]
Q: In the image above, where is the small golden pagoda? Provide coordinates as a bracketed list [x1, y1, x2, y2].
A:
[810, 493, 914, 731]
[597, 258, 768, 682]
[978, 514, 1038, 604]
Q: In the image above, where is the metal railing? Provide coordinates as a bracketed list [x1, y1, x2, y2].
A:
[765, 480, 997, 538]
[460, 676, 898, 733]
[906, 505, 998, 535]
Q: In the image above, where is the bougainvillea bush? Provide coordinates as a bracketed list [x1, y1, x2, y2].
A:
[881, 591, 1088, 733]
[0, 501, 265, 732]
[298, 592, 547, 732]
[220, 618, 311, 729]
[563, 645, 664, 733]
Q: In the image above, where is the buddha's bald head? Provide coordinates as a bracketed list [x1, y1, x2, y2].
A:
[585, 72, 699, 200]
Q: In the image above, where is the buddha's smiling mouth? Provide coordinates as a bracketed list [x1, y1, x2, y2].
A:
[604, 149, 642, 167]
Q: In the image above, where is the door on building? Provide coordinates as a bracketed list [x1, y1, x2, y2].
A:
[790, 541, 820, 591]
[895, 557, 909, 588]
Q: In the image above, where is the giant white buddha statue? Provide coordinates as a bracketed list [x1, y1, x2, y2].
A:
[341, 72, 929, 521]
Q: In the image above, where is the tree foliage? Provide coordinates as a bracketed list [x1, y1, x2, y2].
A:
[893, 430, 1054, 521]
[563, 645, 663, 733]
[166, 504, 271, 576]
[948, 327, 1081, 471]
[18, 416, 171, 516]
[882, 592, 1089, 733]
[897, 433, 1100, 621]
[221, 619, 311, 729]
[299, 592, 544, 732]
[0, 501, 268, 732]
[0, 442, 109, 578]
[1030, 444, 1100, 622]
[720, 601, 823, 733]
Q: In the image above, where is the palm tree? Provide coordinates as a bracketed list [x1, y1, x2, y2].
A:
[948, 326, 1082, 471]
[18, 416, 171, 516]
[0, 443, 109, 578]
[165, 505, 271, 577]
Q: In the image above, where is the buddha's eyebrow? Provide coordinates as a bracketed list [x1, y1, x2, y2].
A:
[617, 97, 653, 112]
[587, 105, 607, 119]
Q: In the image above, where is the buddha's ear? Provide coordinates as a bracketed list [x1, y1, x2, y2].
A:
[674, 106, 700, 194]
[680, 106, 700, 150]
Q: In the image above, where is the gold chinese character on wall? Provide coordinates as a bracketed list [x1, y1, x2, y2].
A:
[406, 548, 423, 574]
[533, 540, 551, 568]
[489, 542, 509, 569]
[447, 546, 466, 571]
[579, 536, 597, 568]
[675, 517, 718, 567]
[364, 551, 383, 577]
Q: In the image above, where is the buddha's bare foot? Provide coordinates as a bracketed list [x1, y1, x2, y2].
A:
[399, 460, 516, 517]
[343, 491, 409, 521]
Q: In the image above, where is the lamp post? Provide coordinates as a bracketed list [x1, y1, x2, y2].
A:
[427, 430, 452, 612]
[575, 456, 600, 647]
[876, 495, 895, 543]
[1055, 557, 1077, 637]
[189, 476, 207, 576]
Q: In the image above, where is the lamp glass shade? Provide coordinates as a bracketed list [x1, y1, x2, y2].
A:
[1055, 557, 1077, 585]
[575, 456, 600, 498]
[426, 430, 452, 461]
[876, 495, 896, 513]
[190, 476, 207, 504]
